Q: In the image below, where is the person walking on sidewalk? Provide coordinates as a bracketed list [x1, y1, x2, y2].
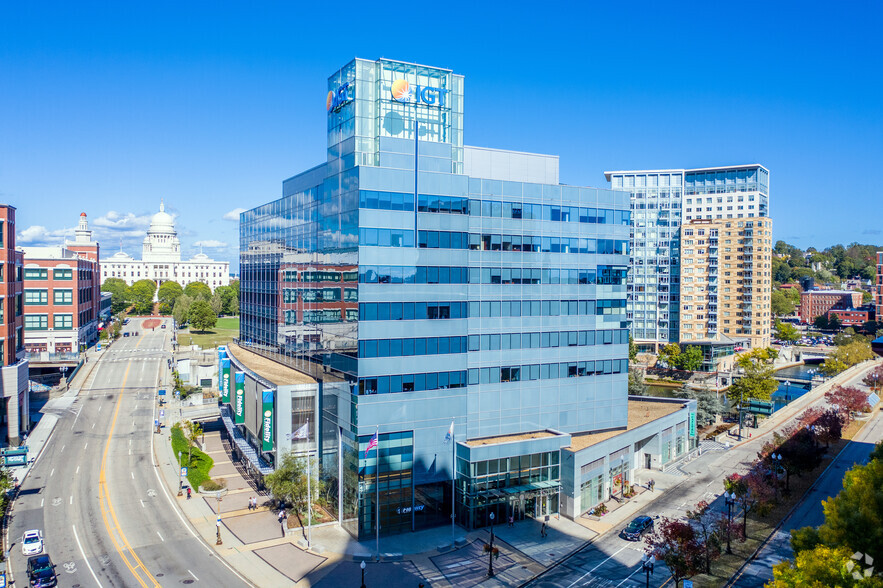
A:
[541, 521, 547, 538]
[186, 487, 191, 499]
[508, 514, 514, 527]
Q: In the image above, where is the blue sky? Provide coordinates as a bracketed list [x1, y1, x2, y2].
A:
[2, 1, 881, 272]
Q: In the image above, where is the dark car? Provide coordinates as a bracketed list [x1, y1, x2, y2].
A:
[161, 324, 166, 329]
[27, 554, 56, 587]
[620, 515, 654, 541]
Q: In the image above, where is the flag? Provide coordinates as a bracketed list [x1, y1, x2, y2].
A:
[444, 420, 454, 444]
[365, 430, 378, 458]
[288, 421, 309, 440]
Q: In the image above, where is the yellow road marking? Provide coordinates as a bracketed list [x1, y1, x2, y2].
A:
[97, 330, 160, 588]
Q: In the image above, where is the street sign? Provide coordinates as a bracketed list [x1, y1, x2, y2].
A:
[158, 389, 166, 396]
[683, 581, 693, 588]
[0, 570, 7, 587]
[2, 447, 27, 467]
[159, 409, 165, 418]
[154, 419, 159, 428]
[97, 343, 102, 352]
[745, 400, 773, 416]
[181, 467, 188, 477]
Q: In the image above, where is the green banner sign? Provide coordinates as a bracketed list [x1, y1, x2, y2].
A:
[688, 410, 697, 438]
[220, 358, 231, 403]
[261, 389, 274, 452]
[234, 372, 245, 424]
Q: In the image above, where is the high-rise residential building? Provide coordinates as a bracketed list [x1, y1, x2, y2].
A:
[604, 165, 770, 351]
[679, 217, 773, 349]
[876, 252, 882, 321]
[232, 58, 697, 541]
[0, 205, 29, 444]
[100, 201, 230, 291]
[22, 213, 102, 357]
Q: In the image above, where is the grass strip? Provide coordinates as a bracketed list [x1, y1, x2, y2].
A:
[170, 423, 214, 490]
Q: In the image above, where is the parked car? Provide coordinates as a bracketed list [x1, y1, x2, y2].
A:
[27, 554, 56, 588]
[21, 529, 43, 555]
[123, 332, 130, 337]
[161, 324, 166, 329]
[620, 515, 654, 541]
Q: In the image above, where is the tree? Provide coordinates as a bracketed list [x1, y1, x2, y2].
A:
[760, 428, 822, 492]
[188, 300, 217, 333]
[173, 294, 193, 327]
[815, 409, 844, 447]
[102, 278, 130, 313]
[659, 343, 681, 369]
[725, 468, 775, 538]
[814, 315, 830, 330]
[128, 279, 157, 314]
[863, 366, 883, 392]
[675, 345, 703, 371]
[184, 281, 211, 301]
[771, 290, 796, 317]
[264, 450, 322, 519]
[210, 291, 223, 315]
[728, 349, 779, 404]
[818, 459, 883, 569]
[228, 293, 239, 316]
[834, 327, 868, 347]
[770, 544, 883, 588]
[629, 336, 638, 361]
[628, 368, 649, 396]
[828, 313, 842, 331]
[686, 501, 725, 574]
[158, 280, 184, 311]
[645, 517, 705, 587]
[183, 420, 203, 466]
[825, 385, 871, 422]
[215, 285, 236, 315]
[789, 526, 821, 555]
[671, 386, 725, 426]
[775, 321, 801, 343]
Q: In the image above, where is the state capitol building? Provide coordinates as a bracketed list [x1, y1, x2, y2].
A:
[100, 201, 230, 291]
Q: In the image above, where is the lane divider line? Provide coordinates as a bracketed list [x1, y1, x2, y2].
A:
[73, 524, 105, 588]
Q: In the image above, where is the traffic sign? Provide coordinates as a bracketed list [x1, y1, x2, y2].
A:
[159, 409, 165, 418]
[181, 467, 188, 477]
[158, 389, 166, 396]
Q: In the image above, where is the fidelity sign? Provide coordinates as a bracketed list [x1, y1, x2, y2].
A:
[261, 390, 274, 452]
[234, 372, 245, 424]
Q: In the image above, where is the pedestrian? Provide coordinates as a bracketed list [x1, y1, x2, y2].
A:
[508, 515, 514, 528]
[541, 521, 546, 538]
[649, 479, 655, 492]
[251, 497, 257, 511]
[186, 487, 191, 499]
[278, 508, 285, 524]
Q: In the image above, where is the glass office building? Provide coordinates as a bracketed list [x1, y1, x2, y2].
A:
[604, 165, 770, 350]
[241, 58, 632, 540]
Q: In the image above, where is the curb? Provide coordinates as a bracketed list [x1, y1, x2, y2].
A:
[724, 407, 879, 587]
[517, 477, 690, 587]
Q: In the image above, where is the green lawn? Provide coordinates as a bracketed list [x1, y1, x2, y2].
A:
[171, 423, 214, 490]
[179, 315, 239, 349]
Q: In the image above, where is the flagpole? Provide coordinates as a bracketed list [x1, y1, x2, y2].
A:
[375, 424, 380, 559]
[451, 417, 456, 545]
[307, 417, 312, 548]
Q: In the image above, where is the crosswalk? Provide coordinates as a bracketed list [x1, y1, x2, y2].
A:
[662, 440, 731, 476]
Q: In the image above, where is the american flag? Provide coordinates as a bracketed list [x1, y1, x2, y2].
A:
[365, 430, 378, 458]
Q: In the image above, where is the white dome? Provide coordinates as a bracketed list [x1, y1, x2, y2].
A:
[111, 250, 133, 260]
[149, 200, 176, 232]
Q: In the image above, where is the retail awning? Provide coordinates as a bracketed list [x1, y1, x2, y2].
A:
[220, 406, 274, 475]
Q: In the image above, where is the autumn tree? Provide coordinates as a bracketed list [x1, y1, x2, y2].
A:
[724, 469, 774, 537]
[659, 343, 682, 369]
[770, 544, 883, 588]
[822, 340, 875, 375]
[645, 517, 705, 587]
[775, 321, 801, 343]
[825, 385, 871, 422]
[686, 501, 725, 574]
[817, 458, 883, 565]
[728, 348, 779, 405]
[862, 365, 883, 392]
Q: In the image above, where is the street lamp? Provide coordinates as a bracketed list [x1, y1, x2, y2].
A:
[487, 511, 496, 578]
[177, 450, 183, 496]
[771, 453, 782, 501]
[360, 560, 366, 588]
[641, 554, 654, 588]
[724, 491, 737, 554]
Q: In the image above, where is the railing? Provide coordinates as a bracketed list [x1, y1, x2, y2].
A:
[25, 351, 80, 362]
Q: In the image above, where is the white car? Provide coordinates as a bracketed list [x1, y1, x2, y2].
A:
[21, 529, 43, 556]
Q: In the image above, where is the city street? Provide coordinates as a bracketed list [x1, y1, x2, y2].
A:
[731, 407, 883, 587]
[7, 317, 247, 588]
[524, 362, 881, 588]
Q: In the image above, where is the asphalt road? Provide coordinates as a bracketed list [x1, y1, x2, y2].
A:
[8, 317, 247, 588]
[524, 363, 881, 588]
[731, 407, 883, 587]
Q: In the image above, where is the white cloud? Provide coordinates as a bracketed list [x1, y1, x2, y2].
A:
[194, 240, 228, 248]
[223, 208, 246, 221]
[18, 225, 74, 245]
[92, 210, 153, 232]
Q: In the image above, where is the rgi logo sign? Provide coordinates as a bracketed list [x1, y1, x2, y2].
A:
[263, 410, 272, 444]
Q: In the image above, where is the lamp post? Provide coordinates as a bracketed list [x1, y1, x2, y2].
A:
[724, 491, 736, 554]
[177, 450, 183, 496]
[641, 554, 654, 588]
[771, 453, 782, 501]
[487, 511, 496, 578]
[360, 560, 366, 588]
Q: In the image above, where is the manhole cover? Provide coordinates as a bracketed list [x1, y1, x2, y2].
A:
[156, 573, 164, 577]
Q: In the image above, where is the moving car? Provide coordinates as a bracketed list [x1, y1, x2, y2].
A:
[27, 554, 56, 587]
[161, 324, 166, 329]
[620, 515, 654, 541]
[21, 529, 43, 555]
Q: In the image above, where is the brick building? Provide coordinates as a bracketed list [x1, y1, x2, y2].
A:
[827, 308, 870, 327]
[799, 289, 863, 324]
[0, 205, 30, 445]
[22, 213, 101, 356]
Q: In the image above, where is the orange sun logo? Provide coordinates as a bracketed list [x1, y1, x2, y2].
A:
[326, 90, 334, 112]
[391, 79, 411, 103]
